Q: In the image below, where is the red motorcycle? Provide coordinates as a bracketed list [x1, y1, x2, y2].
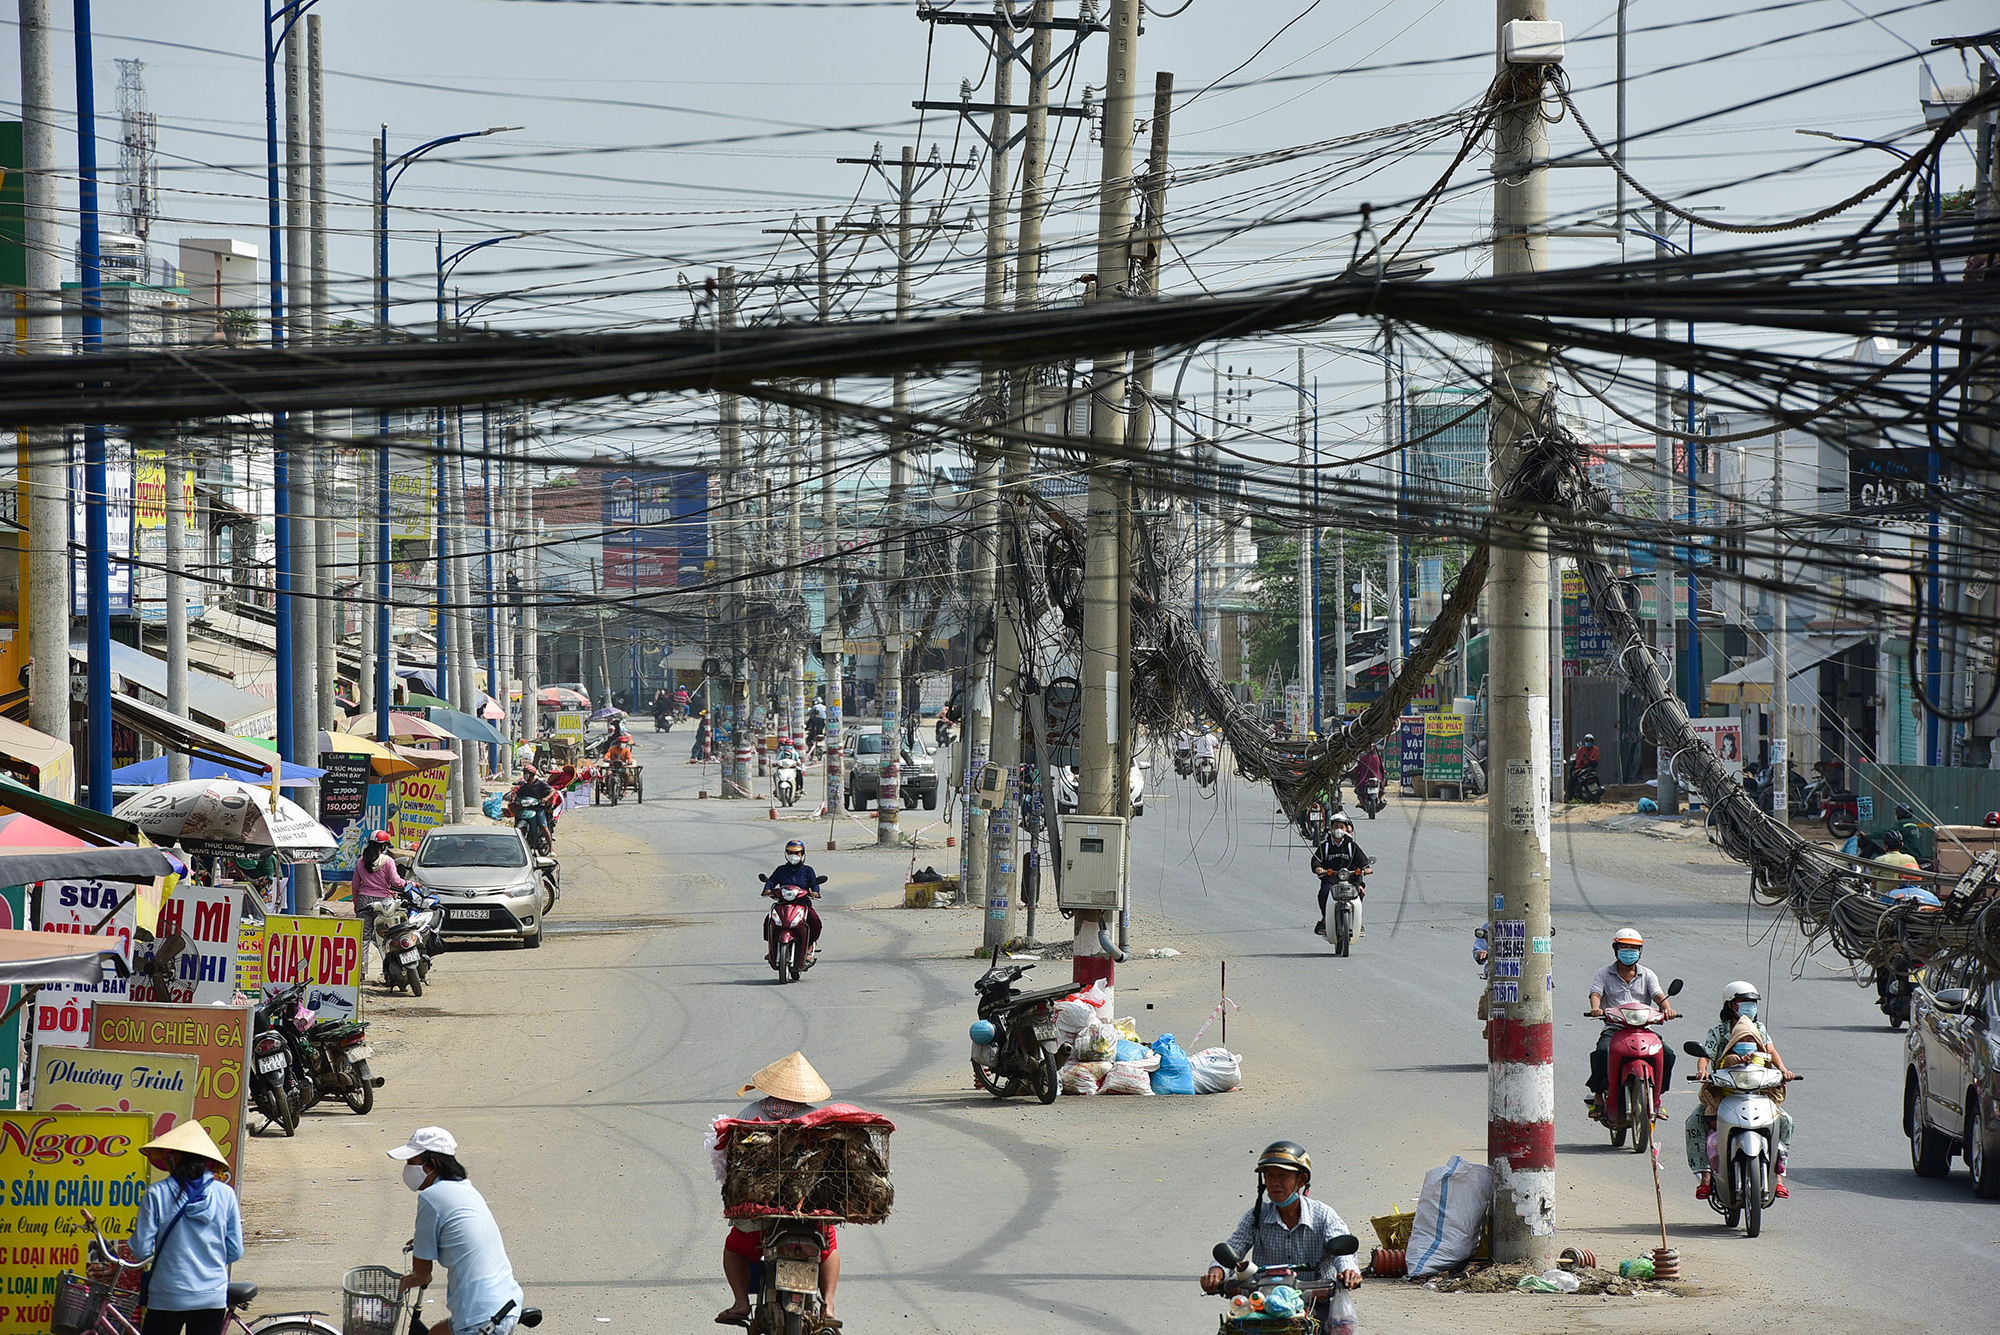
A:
[758, 871, 826, 985]
[1591, 977, 1683, 1151]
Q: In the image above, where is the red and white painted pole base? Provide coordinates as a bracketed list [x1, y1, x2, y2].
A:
[1488, 1013, 1557, 1260]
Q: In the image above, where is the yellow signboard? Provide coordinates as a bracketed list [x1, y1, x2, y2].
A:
[0, 1110, 153, 1335]
[33, 1048, 199, 1147]
[392, 769, 452, 848]
[261, 915, 363, 1022]
[554, 710, 585, 743]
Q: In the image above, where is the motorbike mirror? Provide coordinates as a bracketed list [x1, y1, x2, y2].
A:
[1682, 1040, 1707, 1059]
[1213, 1241, 1246, 1270]
[519, 1314, 543, 1330]
[1666, 978, 1684, 997]
[1138, 759, 1154, 770]
[1474, 925, 1488, 940]
[1322, 1233, 1361, 1260]
[815, 875, 829, 885]
[757, 872, 769, 883]
[1933, 987, 1971, 1012]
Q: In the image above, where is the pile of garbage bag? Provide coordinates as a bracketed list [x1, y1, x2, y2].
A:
[1050, 992, 1243, 1097]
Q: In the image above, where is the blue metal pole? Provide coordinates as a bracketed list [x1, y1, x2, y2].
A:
[433, 236, 450, 706]
[263, 0, 294, 808]
[1923, 153, 1943, 766]
[376, 128, 393, 744]
[75, 0, 113, 812]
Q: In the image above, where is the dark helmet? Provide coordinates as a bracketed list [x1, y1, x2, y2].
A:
[1882, 829, 1905, 850]
[1256, 1140, 1312, 1184]
[784, 838, 806, 857]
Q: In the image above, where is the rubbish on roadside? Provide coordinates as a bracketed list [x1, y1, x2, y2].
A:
[1077, 1019, 1122, 1062]
[1369, 1203, 1413, 1250]
[481, 793, 506, 820]
[1516, 1273, 1563, 1293]
[1148, 1033, 1195, 1094]
[1112, 1037, 1152, 1064]
[1189, 1046, 1243, 1093]
[716, 1104, 895, 1224]
[1099, 1061, 1157, 1095]
[1431, 1263, 1646, 1296]
[1539, 1268, 1581, 1292]
[1112, 1015, 1142, 1044]
[1143, 947, 1181, 958]
[1618, 1257, 1654, 1281]
[1407, 1156, 1494, 1276]
[1053, 1000, 1097, 1044]
[910, 865, 944, 883]
[1059, 1061, 1109, 1096]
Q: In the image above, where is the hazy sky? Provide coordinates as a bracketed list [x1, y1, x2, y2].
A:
[5, 0, 1992, 457]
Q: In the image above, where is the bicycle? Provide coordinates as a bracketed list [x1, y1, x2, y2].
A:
[64, 1209, 339, 1335]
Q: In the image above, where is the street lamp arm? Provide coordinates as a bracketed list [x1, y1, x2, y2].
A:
[1794, 127, 1912, 160]
[388, 127, 524, 199]
[271, 0, 324, 50]
[441, 233, 518, 281]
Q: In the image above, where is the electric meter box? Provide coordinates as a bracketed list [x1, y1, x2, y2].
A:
[974, 762, 1008, 811]
[1058, 817, 1128, 912]
[1501, 19, 1564, 64]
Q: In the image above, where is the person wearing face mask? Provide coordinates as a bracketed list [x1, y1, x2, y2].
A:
[1198, 1142, 1361, 1332]
[1686, 983, 1796, 1199]
[391, 1127, 523, 1335]
[764, 838, 823, 962]
[1585, 928, 1678, 1116]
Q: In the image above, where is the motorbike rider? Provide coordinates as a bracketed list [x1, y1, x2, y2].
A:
[1686, 983, 1796, 1200]
[605, 732, 635, 788]
[1585, 928, 1677, 1116]
[764, 838, 824, 963]
[352, 830, 408, 983]
[1349, 745, 1385, 804]
[1198, 1141, 1361, 1332]
[805, 704, 828, 753]
[1566, 733, 1601, 799]
[716, 1053, 839, 1327]
[1173, 727, 1194, 768]
[1869, 828, 1923, 890]
[1310, 815, 1370, 939]
[506, 765, 556, 849]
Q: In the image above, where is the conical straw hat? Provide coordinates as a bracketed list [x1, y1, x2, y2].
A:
[738, 1051, 831, 1103]
[142, 1119, 229, 1168]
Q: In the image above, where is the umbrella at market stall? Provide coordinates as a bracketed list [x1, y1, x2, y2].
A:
[0, 811, 92, 849]
[111, 755, 326, 789]
[321, 730, 421, 779]
[114, 779, 338, 862]
[537, 686, 589, 710]
[353, 712, 457, 744]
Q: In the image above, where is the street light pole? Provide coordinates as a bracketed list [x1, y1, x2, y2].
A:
[75, 0, 112, 811]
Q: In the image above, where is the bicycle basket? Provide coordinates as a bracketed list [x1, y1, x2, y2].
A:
[341, 1266, 408, 1335]
[52, 1272, 137, 1335]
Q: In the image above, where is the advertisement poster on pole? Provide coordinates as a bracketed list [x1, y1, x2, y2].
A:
[34, 882, 137, 1049]
[0, 1110, 153, 1335]
[237, 894, 266, 999]
[33, 1047, 198, 1145]
[92, 1002, 251, 1180]
[0, 885, 25, 1106]
[1397, 716, 1426, 788]
[1688, 719, 1744, 780]
[260, 915, 363, 1021]
[316, 752, 373, 881]
[128, 882, 240, 1006]
[391, 768, 452, 849]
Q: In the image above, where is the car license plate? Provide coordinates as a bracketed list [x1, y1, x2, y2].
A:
[399, 948, 422, 962]
[346, 1045, 372, 1060]
[773, 1259, 818, 1293]
[256, 1054, 285, 1074]
[448, 908, 487, 920]
[1033, 1023, 1058, 1042]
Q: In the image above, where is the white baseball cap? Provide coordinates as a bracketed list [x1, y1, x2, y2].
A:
[387, 1126, 457, 1160]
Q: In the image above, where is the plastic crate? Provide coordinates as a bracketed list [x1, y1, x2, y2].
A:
[341, 1266, 407, 1335]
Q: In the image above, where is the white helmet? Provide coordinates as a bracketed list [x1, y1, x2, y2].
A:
[1612, 927, 1644, 948]
[1723, 981, 1760, 1002]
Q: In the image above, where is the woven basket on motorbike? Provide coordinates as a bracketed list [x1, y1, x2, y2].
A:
[1220, 1316, 1316, 1334]
[341, 1266, 408, 1335]
[721, 1121, 894, 1224]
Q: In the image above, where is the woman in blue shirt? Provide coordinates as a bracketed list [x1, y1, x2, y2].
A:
[131, 1122, 244, 1335]
[392, 1127, 524, 1335]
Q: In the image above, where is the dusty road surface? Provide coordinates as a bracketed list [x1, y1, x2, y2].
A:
[237, 730, 1995, 1335]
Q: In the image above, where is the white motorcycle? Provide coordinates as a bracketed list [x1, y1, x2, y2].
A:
[773, 753, 803, 808]
[1684, 1040, 1799, 1238]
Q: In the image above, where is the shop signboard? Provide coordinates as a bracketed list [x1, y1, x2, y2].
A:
[128, 883, 239, 1006]
[1397, 716, 1426, 785]
[237, 896, 266, 998]
[34, 882, 137, 1050]
[601, 465, 709, 590]
[0, 1110, 153, 1335]
[1424, 713, 1465, 786]
[391, 768, 452, 848]
[554, 710, 586, 743]
[70, 443, 134, 616]
[260, 915, 362, 1021]
[32, 1047, 198, 1145]
[91, 1002, 251, 1180]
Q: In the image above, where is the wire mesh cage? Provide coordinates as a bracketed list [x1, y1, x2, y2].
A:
[342, 1266, 408, 1335]
[721, 1122, 894, 1224]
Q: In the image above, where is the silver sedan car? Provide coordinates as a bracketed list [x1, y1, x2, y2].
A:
[409, 825, 556, 948]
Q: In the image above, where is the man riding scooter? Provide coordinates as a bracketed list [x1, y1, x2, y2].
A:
[1310, 815, 1371, 941]
[1566, 733, 1602, 800]
[1586, 928, 1677, 1118]
[1687, 982, 1797, 1199]
[763, 839, 824, 965]
[1198, 1141, 1362, 1334]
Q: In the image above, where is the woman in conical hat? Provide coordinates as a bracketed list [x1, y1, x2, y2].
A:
[133, 1121, 244, 1335]
[717, 1053, 837, 1327]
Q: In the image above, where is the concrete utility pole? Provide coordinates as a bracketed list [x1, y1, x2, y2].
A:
[309, 12, 337, 732]
[453, 432, 479, 809]
[877, 147, 921, 848]
[165, 441, 189, 781]
[987, 0, 1059, 949]
[787, 408, 806, 763]
[1333, 528, 1347, 720]
[20, 0, 69, 746]
[1295, 346, 1313, 735]
[814, 220, 846, 839]
[717, 268, 747, 798]
[284, 24, 319, 799]
[1077, 0, 1140, 988]
[1652, 206, 1679, 813]
[1485, 0, 1558, 1268]
[1383, 347, 1403, 682]
[1769, 429, 1788, 819]
[520, 423, 541, 748]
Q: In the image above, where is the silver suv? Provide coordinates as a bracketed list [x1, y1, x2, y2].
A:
[842, 730, 938, 812]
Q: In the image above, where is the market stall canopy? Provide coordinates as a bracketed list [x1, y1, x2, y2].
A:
[1706, 633, 1872, 705]
[353, 712, 456, 743]
[0, 927, 132, 988]
[537, 687, 589, 709]
[396, 745, 455, 769]
[418, 707, 506, 746]
[71, 636, 276, 737]
[108, 691, 281, 777]
[0, 716, 77, 801]
[0, 844, 179, 886]
[0, 812, 89, 849]
[319, 730, 419, 779]
[114, 779, 338, 862]
[111, 755, 326, 789]
[0, 774, 152, 848]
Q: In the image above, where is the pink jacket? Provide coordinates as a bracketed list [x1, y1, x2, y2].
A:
[351, 854, 407, 903]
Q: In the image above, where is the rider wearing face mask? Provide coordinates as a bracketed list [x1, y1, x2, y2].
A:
[765, 839, 823, 960]
[1686, 983, 1796, 1200]
[392, 1127, 523, 1335]
[1584, 929, 1678, 1116]
[1199, 1142, 1361, 1330]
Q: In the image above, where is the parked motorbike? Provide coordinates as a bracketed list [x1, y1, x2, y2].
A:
[1685, 1040, 1798, 1237]
[746, 1216, 833, 1335]
[1591, 978, 1684, 1150]
[373, 886, 439, 997]
[758, 871, 826, 984]
[1316, 870, 1365, 958]
[1565, 758, 1604, 803]
[1357, 775, 1385, 819]
[250, 985, 311, 1135]
[513, 795, 554, 855]
[1195, 755, 1218, 789]
[268, 980, 381, 1116]
[773, 754, 802, 808]
[1210, 1232, 1361, 1333]
[969, 961, 1069, 1105]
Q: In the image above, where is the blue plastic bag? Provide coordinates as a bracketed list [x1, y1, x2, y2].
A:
[1113, 1038, 1149, 1063]
[1149, 1033, 1195, 1095]
[482, 793, 507, 820]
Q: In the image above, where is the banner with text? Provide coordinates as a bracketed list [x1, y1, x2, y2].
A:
[391, 769, 452, 849]
[33, 1047, 198, 1147]
[129, 883, 240, 1007]
[34, 882, 137, 1050]
[261, 915, 362, 1021]
[92, 1003, 250, 1181]
[0, 1110, 153, 1335]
